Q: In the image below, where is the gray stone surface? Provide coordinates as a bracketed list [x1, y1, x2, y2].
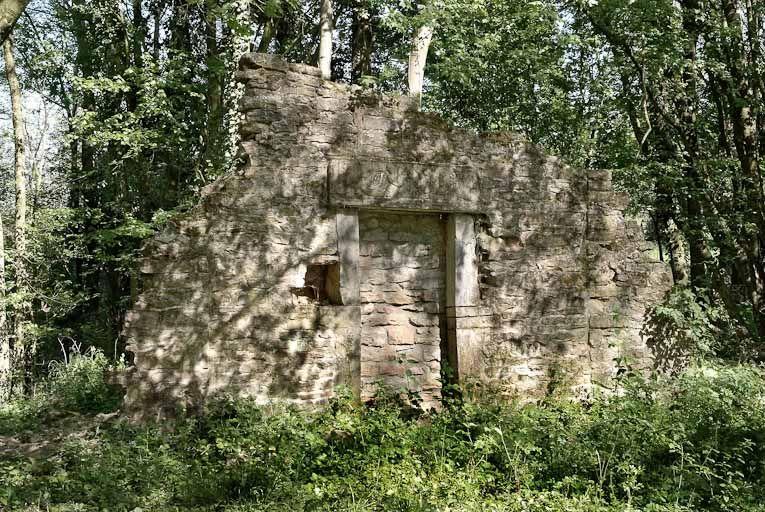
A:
[121, 53, 671, 417]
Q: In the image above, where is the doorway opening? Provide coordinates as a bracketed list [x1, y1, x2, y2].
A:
[357, 210, 449, 407]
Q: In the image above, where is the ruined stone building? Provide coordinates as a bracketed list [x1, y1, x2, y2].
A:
[122, 53, 671, 413]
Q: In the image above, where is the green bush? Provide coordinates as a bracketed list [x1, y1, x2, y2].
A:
[642, 288, 753, 367]
[0, 348, 123, 434]
[44, 348, 124, 413]
[1, 362, 765, 511]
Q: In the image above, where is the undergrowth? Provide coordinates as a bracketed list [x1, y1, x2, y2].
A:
[1, 359, 765, 511]
[0, 348, 124, 435]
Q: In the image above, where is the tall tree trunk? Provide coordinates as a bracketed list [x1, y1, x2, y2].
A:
[4, 36, 28, 392]
[204, 6, 224, 176]
[722, 0, 765, 338]
[152, 2, 161, 61]
[408, 24, 433, 103]
[132, 0, 143, 69]
[0, 210, 8, 402]
[351, 2, 374, 83]
[318, 0, 332, 79]
[72, 0, 95, 207]
[0, 0, 29, 45]
[678, 0, 709, 291]
[29, 102, 47, 216]
[256, 17, 275, 52]
[67, 132, 80, 208]
[618, 73, 680, 280]
[126, 0, 144, 113]
[80, 109, 95, 206]
[223, 0, 250, 171]
[170, 0, 191, 54]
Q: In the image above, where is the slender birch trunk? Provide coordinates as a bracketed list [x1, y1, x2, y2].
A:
[0, 211, 8, 402]
[408, 24, 433, 104]
[318, 0, 333, 79]
[4, 36, 28, 392]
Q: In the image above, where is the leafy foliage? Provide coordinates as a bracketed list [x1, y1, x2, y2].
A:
[0, 347, 124, 434]
[1, 364, 765, 511]
[642, 287, 737, 368]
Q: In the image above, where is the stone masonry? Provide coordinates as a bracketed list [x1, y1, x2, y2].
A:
[359, 211, 447, 405]
[121, 53, 671, 416]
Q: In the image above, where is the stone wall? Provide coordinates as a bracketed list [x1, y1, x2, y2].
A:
[122, 53, 671, 417]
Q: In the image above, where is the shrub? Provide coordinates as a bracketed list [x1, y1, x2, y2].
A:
[45, 347, 124, 413]
[0, 347, 123, 434]
[1, 361, 764, 511]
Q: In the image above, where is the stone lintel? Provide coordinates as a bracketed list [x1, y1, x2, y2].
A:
[327, 159, 481, 212]
[238, 53, 323, 77]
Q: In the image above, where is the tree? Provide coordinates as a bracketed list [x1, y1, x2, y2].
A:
[407, 23, 432, 101]
[1, 0, 758, 380]
[0, 210, 7, 401]
[422, 0, 585, 157]
[3, 35, 28, 392]
[0, 0, 29, 44]
[350, 0, 374, 82]
[319, 0, 333, 78]
[576, 0, 765, 344]
[203, 1, 225, 175]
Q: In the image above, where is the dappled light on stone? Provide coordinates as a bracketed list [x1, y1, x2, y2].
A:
[120, 53, 671, 418]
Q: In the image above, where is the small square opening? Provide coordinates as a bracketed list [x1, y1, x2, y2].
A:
[291, 263, 342, 305]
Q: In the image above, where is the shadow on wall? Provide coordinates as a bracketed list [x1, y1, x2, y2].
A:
[120, 53, 671, 418]
[121, 57, 377, 418]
